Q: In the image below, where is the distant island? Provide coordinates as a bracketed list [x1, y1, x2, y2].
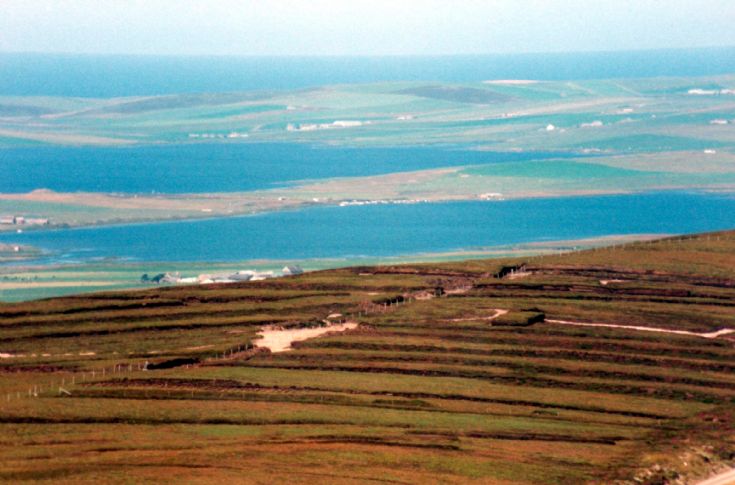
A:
[0, 76, 733, 234]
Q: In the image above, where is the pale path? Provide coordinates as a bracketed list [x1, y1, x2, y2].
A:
[547, 319, 735, 339]
[256, 322, 358, 353]
[696, 468, 735, 485]
[448, 309, 509, 323]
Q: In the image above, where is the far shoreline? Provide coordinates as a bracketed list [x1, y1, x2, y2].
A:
[0, 231, 669, 303]
[3, 186, 731, 235]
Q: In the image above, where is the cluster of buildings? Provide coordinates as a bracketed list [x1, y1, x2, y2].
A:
[0, 215, 49, 226]
[580, 120, 604, 128]
[338, 198, 429, 207]
[688, 88, 735, 96]
[143, 265, 304, 286]
[479, 193, 505, 201]
[286, 120, 366, 132]
[188, 132, 249, 139]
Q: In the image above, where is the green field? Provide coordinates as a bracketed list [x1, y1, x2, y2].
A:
[1, 231, 734, 483]
[2, 77, 734, 150]
[1, 76, 734, 232]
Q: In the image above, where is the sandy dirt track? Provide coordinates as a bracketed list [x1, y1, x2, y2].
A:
[256, 322, 358, 353]
[696, 468, 735, 485]
[547, 319, 735, 339]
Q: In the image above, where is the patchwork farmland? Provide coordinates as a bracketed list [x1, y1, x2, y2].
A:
[1, 232, 734, 483]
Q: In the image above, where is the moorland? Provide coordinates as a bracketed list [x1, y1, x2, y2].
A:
[0, 230, 734, 484]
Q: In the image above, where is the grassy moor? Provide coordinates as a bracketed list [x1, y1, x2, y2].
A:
[1, 231, 734, 483]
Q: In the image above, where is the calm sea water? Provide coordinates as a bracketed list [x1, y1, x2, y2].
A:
[0, 144, 577, 193]
[2, 48, 735, 97]
[3, 192, 734, 264]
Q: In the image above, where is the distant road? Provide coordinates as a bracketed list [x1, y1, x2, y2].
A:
[697, 468, 735, 485]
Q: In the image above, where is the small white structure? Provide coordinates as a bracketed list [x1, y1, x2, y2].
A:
[160, 272, 181, 284]
[287, 120, 365, 132]
[332, 120, 363, 128]
[580, 120, 603, 128]
[688, 88, 717, 95]
[25, 218, 49, 226]
[704, 149, 717, 155]
[282, 265, 304, 276]
[250, 271, 274, 281]
[545, 124, 556, 131]
[710, 119, 729, 125]
[208, 274, 236, 283]
[229, 271, 254, 282]
[689, 88, 735, 96]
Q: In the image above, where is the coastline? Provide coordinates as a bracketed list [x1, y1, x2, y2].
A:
[0, 233, 667, 302]
[2, 184, 732, 235]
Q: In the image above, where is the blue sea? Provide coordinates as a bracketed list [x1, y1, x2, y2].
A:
[1, 49, 734, 268]
[0, 144, 580, 194]
[3, 192, 734, 264]
[2, 47, 735, 97]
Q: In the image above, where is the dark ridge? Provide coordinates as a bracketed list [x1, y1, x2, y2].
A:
[299, 341, 735, 373]
[245, 363, 731, 403]
[92, 92, 276, 114]
[364, 330, 735, 361]
[396, 85, 513, 104]
[101, 378, 674, 419]
[268, 352, 735, 390]
[146, 357, 199, 370]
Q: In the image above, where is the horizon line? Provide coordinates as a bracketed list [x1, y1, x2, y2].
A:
[2, 45, 735, 60]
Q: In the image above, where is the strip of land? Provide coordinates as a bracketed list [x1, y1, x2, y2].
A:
[0, 233, 668, 302]
[2, 149, 735, 232]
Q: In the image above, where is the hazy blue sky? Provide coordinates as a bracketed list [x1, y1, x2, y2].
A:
[2, 0, 734, 56]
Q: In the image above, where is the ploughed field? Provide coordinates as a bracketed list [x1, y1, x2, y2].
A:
[1, 232, 734, 483]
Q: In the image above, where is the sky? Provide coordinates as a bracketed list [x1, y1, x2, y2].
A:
[1, 0, 735, 57]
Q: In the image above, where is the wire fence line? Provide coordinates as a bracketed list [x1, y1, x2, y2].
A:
[1, 283, 444, 406]
[5, 233, 730, 405]
[3, 360, 152, 404]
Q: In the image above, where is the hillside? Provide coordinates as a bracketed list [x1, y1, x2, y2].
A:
[1, 231, 734, 483]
